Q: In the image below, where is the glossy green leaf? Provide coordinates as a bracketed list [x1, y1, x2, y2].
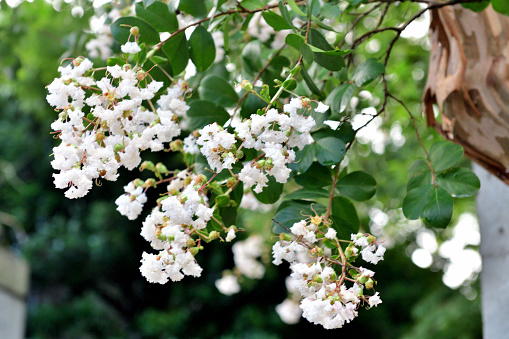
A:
[294, 162, 332, 188]
[287, 0, 306, 16]
[209, 209, 224, 231]
[330, 196, 360, 240]
[289, 143, 316, 173]
[346, 0, 368, 5]
[278, 0, 295, 29]
[461, 1, 490, 12]
[253, 176, 284, 204]
[308, 29, 345, 71]
[241, 40, 263, 76]
[337, 122, 356, 144]
[422, 186, 453, 228]
[199, 74, 238, 107]
[492, 0, 509, 15]
[407, 159, 432, 191]
[337, 171, 376, 201]
[351, 58, 385, 86]
[111, 17, 160, 45]
[403, 185, 434, 220]
[262, 11, 292, 31]
[315, 137, 345, 166]
[284, 188, 330, 200]
[327, 83, 354, 114]
[272, 200, 325, 233]
[436, 167, 481, 198]
[188, 25, 215, 72]
[242, 0, 266, 10]
[135, 2, 178, 33]
[301, 65, 323, 97]
[429, 141, 463, 172]
[187, 100, 230, 130]
[161, 31, 189, 75]
[285, 33, 305, 50]
[179, 0, 207, 17]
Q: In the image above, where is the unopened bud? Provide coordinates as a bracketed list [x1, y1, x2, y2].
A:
[95, 132, 105, 143]
[157, 234, 167, 241]
[140, 161, 155, 172]
[226, 176, 237, 188]
[189, 247, 200, 256]
[133, 179, 145, 187]
[235, 150, 244, 159]
[113, 143, 125, 153]
[256, 160, 266, 169]
[186, 239, 196, 247]
[170, 139, 183, 152]
[209, 231, 220, 240]
[155, 163, 169, 174]
[143, 178, 157, 188]
[240, 80, 253, 91]
[130, 26, 140, 36]
[73, 57, 84, 67]
[365, 278, 374, 290]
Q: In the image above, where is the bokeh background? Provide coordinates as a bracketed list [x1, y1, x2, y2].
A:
[0, 2, 482, 338]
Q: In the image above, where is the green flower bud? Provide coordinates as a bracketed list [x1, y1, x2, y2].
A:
[189, 247, 200, 256]
[186, 239, 196, 247]
[209, 231, 220, 240]
[113, 143, 125, 153]
[133, 179, 145, 187]
[140, 161, 155, 172]
[365, 278, 374, 290]
[130, 26, 140, 36]
[240, 80, 253, 91]
[170, 139, 183, 152]
[155, 163, 169, 174]
[235, 150, 244, 159]
[157, 234, 167, 241]
[143, 178, 157, 188]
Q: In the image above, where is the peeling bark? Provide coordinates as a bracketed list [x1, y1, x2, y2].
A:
[423, 5, 509, 184]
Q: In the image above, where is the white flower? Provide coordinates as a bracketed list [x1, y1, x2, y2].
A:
[215, 275, 241, 295]
[225, 229, 236, 242]
[315, 101, 329, 113]
[276, 299, 302, 324]
[369, 292, 382, 307]
[324, 228, 337, 239]
[121, 41, 141, 54]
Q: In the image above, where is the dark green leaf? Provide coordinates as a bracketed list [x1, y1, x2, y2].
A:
[337, 171, 376, 201]
[308, 29, 345, 71]
[337, 122, 355, 144]
[315, 137, 345, 166]
[221, 206, 237, 227]
[289, 143, 316, 173]
[294, 162, 332, 188]
[278, 0, 295, 28]
[253, 176, 284, 204]
[240, 90, 267, 119]
[284, 188, 330, 200]
[422, 186, 453, 228]
[301, 65, 323, 97]
[492, 0, 509, 15]
[429, 141, 463, 172]
[403, 185, 434, 220]
[330, 196, 359, 240]
[135, 2, 178, 33]
[262, 11, 292, 31]
[111, 17, 160, 45]
[272, 200, 325, 233]
[199, 74, 238, 107]
[143, 0, 156, 8]
[461, 1, 489, 12]
[161, 31, 189, 75]
[407, 159, 432, 191]
[242, 41, 263, 76]
[209, 209, 224, 231]
[188, 25, 215, 72]
[436, 167, 481, 198]
[179, 0, 207, 17]
[285, 33, 305, 50]
[187, 100, 230, 130]
[351, 58, 385, 86]
[327, 83, 354, 114]
[232, 181, 244, 206]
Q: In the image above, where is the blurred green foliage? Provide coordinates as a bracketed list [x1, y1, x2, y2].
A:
[0, 1, 482, 338]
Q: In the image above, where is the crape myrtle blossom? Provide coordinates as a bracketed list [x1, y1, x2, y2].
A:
[139, 171, 214, 283]
[272, 217, 383, 329]
[197, 96, 329, 194]
[47, 58, 185, 198]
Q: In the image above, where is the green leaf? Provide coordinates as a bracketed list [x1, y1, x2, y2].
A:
[346, 0, 368, 5]
[461, 1, 490, 12]
[242, 0, 266, 10]
[168, 0, 179, 12]
[429, 141, 463, 172]
[135, 2, 178, 33]
[436, 167, 480, 198]
[315, 137, 345, 166]
[337, 122, 355, 144]
[111, 17, 160, 45]
[403, 185, 434, 220]
[308, 29, 345, 71]
[284, 188, 330, 200]
[301, 65, 323, 97]
[287, 0, 307, 16]
[188, 25, 215, 72]
[221, 206, 237, 227]
[179, 0, 207, 17]
[337, 171, 376, 201]
[278, 0, 295, 29]
[330, 196, 360, 240]
[209, 209, 224, 231]
[187, 100, 230, 130]
[407, 159, 432, 191]
[422, 186, 453, 228]
[262, 11, 292, 31]
[351, 58, 385, 86]
[253, 176, 284, 204]
[143, 0, 156, 8]
[161, 31, 189, 75]
[492, 0, 509, 15]
[240, 90, 267, 119]
[242, 40, 263, 76]
[199, 74, 238, 107]
[272, 200, 325, 233]
[289, 143, 316, 173]
[403, 185, 453, 228]
[294, 162, 332, 188]
[232, 180, 244, 206]
[285, 33, 305, 50]
[327, 83, 354, 114]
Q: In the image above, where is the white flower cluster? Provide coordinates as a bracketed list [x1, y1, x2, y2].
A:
[197, 97, 328, 193]
[48, 58, 185, 198]
[139, 170, 214, 284]
[351, 233, 386, 264]
[232, 235, 266, 279]
[272, 219, 384, 329]
[115, 181, 148, 220]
